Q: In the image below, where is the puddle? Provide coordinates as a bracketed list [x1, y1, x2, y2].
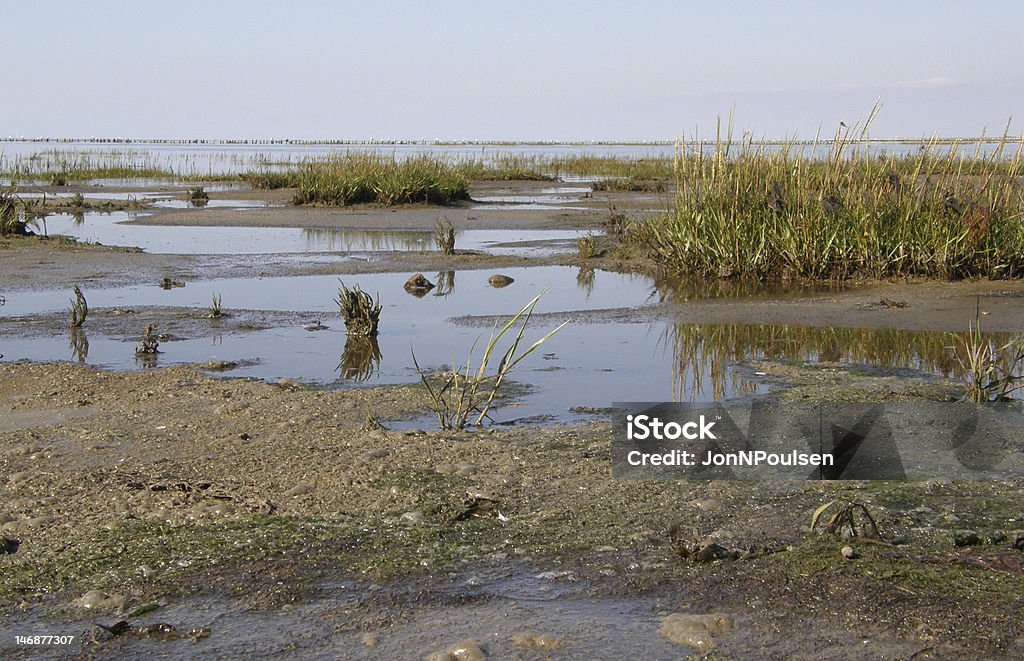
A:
[27, 212, 593, 256]
[0, 569, 750, 659]
[2, 266, 1005, 426]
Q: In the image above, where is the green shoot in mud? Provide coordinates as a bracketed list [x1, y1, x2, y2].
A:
[335, 280, 381, 336]
[293, 154, 470, 206]
[634, 112, 1024, 280]
[435, 218, 456, 255]
[136, 324, 160, 354]
[207, 293, 223, 319]
[954, 305, 1024, 402]
[68, 284, 88, 328]
[412, 290, 568, 430]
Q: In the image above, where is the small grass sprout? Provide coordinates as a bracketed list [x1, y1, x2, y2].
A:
[412, 290, 568, 430]
[68, 285, 88, 328]
[435, 218, 456, 255]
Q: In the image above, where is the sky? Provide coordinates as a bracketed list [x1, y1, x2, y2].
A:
[5, 1, 1024, 141]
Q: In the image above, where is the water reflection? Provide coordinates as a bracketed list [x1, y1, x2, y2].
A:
[302, 228, 433, 252]
[434, 271, 455, 297]
[668, 322, 1016, 401]
[576, 267, 595, 297]
[339, 336, 382, 382]
[68, 328, 89, 362]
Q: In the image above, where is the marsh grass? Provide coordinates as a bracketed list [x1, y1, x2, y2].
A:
[335, 280, 381, 336]
[435, 218, 456, 255]
[136, 324, 160, 354]
[208, 293, 223, 319]
[293, 154, 469, 206]
[577, 232, 599, 258]
[0, 188, 27, 236]
[68, 285, 88, 328]
[637, 114, 1024, 280]
[954, 305, 1024, 402]
[187, 186, 210, 206]
[412, 290, 568, 430]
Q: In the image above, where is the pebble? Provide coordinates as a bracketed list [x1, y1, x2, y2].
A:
[841, 545, 858, 559]
[399, 510, 424, 526]
[659, 613, 736, 652]
[426, 639, 488, 661]
[510, 632, 564, 650]
[74, 590, 125, 611]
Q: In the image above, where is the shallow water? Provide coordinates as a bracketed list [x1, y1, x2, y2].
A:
[1, 266, 994, 425]
[28, 211, 592, 256]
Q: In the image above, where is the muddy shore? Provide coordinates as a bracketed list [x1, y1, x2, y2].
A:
[2, 180, 1024, 658]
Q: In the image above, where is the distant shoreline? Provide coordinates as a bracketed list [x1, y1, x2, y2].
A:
[3, 136, 1023, 147]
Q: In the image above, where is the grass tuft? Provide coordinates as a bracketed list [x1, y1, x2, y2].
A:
[435, 218, 456, 255]
[68, 285, 88, 328]
[335, 280, 381, 336]
[413, 290, 568, 430]
[293, 154, 469, 206]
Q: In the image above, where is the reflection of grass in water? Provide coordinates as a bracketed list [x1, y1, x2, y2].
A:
[669, 323, 1019, 402]
[434, 270, 455, 297]
[338, 336, 382, 382]
[68, 327, 88, 362]
[576, 267, 595, 296]
[302, 228, 433, 252]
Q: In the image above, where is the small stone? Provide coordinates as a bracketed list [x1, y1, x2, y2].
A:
[400, 510, 424, 526]
[659, 613, 735, 652]
[954, 531, 983, 547]
[487, 274, 514, 288]
[404, 273, 435, 293]
[841, 545, 858, 559]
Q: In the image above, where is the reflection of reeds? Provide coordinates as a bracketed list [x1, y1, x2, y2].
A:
[668, 322, 1017, 402]
[576, 267, 595, 296]
[338, 336, 382, 382]
[68, 327, 89, 362]
[434, 270, 455, 297]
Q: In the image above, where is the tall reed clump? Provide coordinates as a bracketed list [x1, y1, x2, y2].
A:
[335, 280, 381, 336]
[412, 290, 568, 430]
[639, 114, 1024, 280]
[293, 154, 469, 206]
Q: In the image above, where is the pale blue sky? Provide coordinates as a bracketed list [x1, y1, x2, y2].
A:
[6, 1, 1023, 140]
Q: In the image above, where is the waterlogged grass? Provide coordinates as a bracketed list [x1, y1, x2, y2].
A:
[292, 154, 470, 206]
[635, 131, 1024, 280]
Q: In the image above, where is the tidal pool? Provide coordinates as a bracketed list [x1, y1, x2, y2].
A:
[1, 266, 995, 426]
[27, 212, 593, 256]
